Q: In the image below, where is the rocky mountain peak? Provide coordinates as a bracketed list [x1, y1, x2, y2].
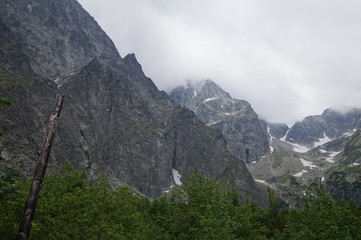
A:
[170, 80, 269, 163]
[193, 79, 232, 99]
[123, 53, 138, 64]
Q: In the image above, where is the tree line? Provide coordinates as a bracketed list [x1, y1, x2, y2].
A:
[1, 162, 360, 240]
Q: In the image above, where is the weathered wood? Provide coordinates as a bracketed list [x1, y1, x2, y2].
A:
[17, 94, 64, 240]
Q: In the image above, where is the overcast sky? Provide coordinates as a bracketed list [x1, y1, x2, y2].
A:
[78, 0, 361, 125]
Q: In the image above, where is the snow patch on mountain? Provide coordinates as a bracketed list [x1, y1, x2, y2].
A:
[267, 126, 275, 142]
[300, 158, 318, 169]
[294, 169, 307, 177]
[325, 151, 341, 163]
[290, 143, 312, 153]
[172, 169, 182, 185]
[255, 179, 275, 189]
[279, 130, 311, 153]
[270, 146, 274, 153]
[280, 129, 290, 141]
[267, 126, 275, 153]
[223, 112, 239, 116]
[314, 132, 332, 147]
[203, 97, 218, 103]
[344, 129, 357, 137]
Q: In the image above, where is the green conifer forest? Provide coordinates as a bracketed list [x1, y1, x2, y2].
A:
[1, 163, 360, 240]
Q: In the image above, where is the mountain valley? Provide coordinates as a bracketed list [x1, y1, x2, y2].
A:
[170, 80, 361, 207]
[0, 0, 360, 210]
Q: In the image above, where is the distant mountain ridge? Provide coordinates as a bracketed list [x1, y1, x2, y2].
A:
[254, 109, 361, 207]
[169, 80, 361, 207]
[285, 108, 361, 145]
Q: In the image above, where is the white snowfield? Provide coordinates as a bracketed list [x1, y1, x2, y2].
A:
[278, 129, 311, 153]
[314, 132, 332, 147]
[255, 179, 267, 184]
[223, 111, 239, 116]
[290, 143, 311, 153]
[280, 130, 289, 141]
[172, 169, 182, 185]
[203, 97, 218, 103]
[254, 179, 275, 189]
[344, 129, 357, 137]
[300, 158, 318, 169]
[280, 131, 335, 154]
[270, 146, 274, 153]
[267, 126, 275, 153]
[293, 159, 317, 177]
[267, 126, 275, 142]
[325, 151, 341, 163]
[294, 169, 307, 177]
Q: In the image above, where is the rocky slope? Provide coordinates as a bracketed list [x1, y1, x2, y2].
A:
[247, 110, 361, 207]
[170, 80, 269, 163]
[325, 130, 361, 205]
[0, 0, 266, 204]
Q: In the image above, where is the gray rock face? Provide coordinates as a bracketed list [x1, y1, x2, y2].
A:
[267, 122, 289, 139]
[287, 108, 361, 145]
[0, 0, 266, 204]
[170, 80, 269, 163]
[0, 0, 118, 81]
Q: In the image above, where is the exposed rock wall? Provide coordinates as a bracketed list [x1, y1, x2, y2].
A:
[170, 80, 269, 163]
[0, 0, 266, 204]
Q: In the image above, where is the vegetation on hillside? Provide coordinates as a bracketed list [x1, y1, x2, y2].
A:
[1, 163, 360, 240]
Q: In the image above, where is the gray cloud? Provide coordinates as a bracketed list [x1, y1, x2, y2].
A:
[78, 0, 361, 125]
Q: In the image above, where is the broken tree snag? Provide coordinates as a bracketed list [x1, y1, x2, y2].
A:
[17, 94, 64, 240]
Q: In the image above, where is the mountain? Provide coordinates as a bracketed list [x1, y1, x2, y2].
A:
[0, 0, 266, 204]
[170, 80, 269, 163]
[169, 80, 360, 207]
[248, 110, 361, 207]
[286, 108, 361, 145]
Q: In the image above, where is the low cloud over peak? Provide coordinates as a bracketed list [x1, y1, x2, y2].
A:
[78, 0, 361, 125]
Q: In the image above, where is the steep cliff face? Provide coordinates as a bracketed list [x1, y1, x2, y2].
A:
[170, 80, 269, 163]
[0, 0, 118, 81]
[0, 0, 266, 204]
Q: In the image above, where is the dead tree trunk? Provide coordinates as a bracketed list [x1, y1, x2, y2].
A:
[17, 94, 64, 240]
